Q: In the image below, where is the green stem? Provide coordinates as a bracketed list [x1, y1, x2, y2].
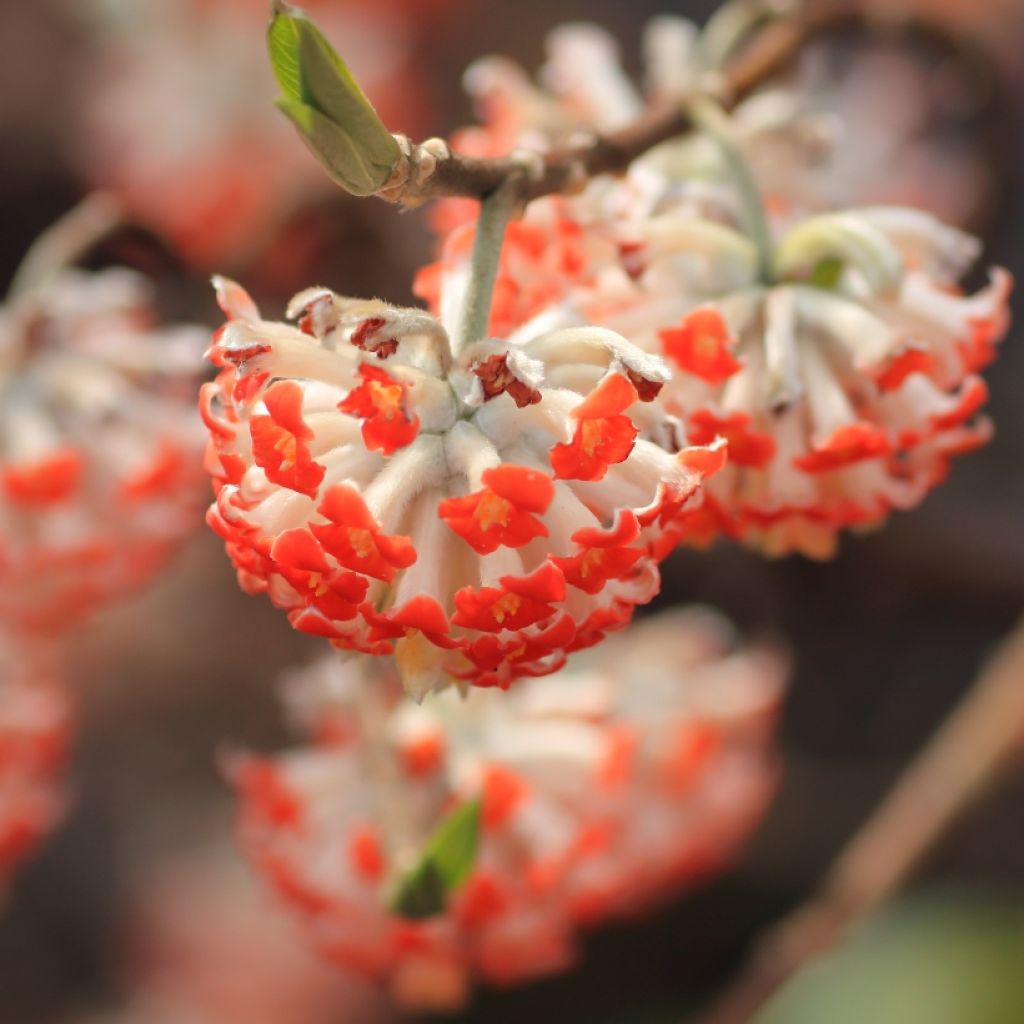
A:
[453, 176, 520, 355]
[8, 194, 123, 300]
[689, 96, 775, 283]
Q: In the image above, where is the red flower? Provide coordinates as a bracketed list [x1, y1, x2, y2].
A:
[550, 372, 639, 481]
[659, 308, 743, 385]
[438, 466, 554, 555]
[793, 423, 891, 473]
[338, 365, 419, 455]
[452, 564, 565, 634]
[249, 381, 325, 498]
[551, 512, 645, 595]
[311, 485, 416, 583]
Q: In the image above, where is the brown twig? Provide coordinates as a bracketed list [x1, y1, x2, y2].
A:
[691, 614, 1024, 1024]
[382, 0, 988, 207]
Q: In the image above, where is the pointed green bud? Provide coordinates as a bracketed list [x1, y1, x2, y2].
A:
[776, 213, 904, 295]
[268, 3, 401, 196]
[389, 799, 482, 920]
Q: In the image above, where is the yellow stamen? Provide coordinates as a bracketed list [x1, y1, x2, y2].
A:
[581, 419, 605, 457]
[475, 490, 512, 532]
[491, 593, 521, 624]
[273, 432, 298, 470]
[306, 571, 329, 597]
[348, 527, 375, 560]
[367, 380, 403, 421]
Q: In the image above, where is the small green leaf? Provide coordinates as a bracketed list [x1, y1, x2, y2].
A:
[389, 799, 482, 920]
[810, 256, 844, 290]
[390, 860, 448, 921]
[275, 97, 394, 196]
[267, 4, 400, 196]
[267, 3, 303, 101]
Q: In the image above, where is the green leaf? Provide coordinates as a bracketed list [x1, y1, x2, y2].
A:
[276, 97, 394, 196]
[389, 799, 482, 920]
[390, 859, 449, 921]
[267, 4, 400, 196]
[267, 3, 303, 101]
[810, 256, 844, 290]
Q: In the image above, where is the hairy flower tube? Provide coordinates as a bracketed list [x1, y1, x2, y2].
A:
[72, 0, 440, 267]
[229, 607, 785, 1011]
[202, 278, 724, 696]
[0, 632, 72, 893]
[0, 259, 207, 634]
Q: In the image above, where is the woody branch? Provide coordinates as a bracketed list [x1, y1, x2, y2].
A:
[380, 0, 982, 207]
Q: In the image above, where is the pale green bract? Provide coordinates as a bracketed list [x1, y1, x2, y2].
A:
[389, 799, 482, 920]
[268, 4, 401, 196]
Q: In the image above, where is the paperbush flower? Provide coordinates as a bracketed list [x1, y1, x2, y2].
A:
[202, 278, 723, 696]
[0, 633, 72, 892]
[230, 607, 786, 1010]
[0, 265, 207, 633]
[421, 171, 1010, 558]
[66, 847, 391, 1024]
[573, 206, 1012, 557]
[71, 0, 440, 267]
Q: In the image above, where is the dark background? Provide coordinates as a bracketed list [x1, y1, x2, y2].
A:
[2, 1, 1023, 1021]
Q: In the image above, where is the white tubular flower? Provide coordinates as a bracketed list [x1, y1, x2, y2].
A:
[202, 276, 724, 698]
[229, 607, 786, 1011]
[0, 245, 207, 634]
[0, 631, 71, 893]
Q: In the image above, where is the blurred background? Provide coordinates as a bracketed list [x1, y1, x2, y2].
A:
[2, 1, 1023, 1021]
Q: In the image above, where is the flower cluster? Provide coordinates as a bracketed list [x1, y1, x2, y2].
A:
[202, 278, 724, 696]
[71, 0, 444, 267]
[230, 607, 786, 1011]
[0, 631, 72, 893]
[417, 23, 1012, 559]
[581, 207, 1010, 556]
[0, 264, 207, 634]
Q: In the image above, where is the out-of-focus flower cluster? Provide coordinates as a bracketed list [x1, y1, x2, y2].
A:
[230, 607, 786, 1011]
[202, 278, 724, 696]
[69, 0, 447, 268]
[1, 255, 207, 634]
[0, 201, 209, 888]
[416, 17, 1012, 559]
[0, 631, 71, 895]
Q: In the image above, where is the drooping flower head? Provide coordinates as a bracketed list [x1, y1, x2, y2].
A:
[427, 200, 1011, 558]
[202, 276, 723, 696]
[0, 631, 72, 893]
[230, 607, 786, 1010]
[416, 17, 1012, 559]
[582, 207, 1011, 557]
[0, 215, 207, 634]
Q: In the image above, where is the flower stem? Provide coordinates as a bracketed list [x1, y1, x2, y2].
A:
[692, 613, 1024, 1024]
[688, 96, 775, 283]
[453, 176, 520, 356]
[8, 193, 123, 299]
